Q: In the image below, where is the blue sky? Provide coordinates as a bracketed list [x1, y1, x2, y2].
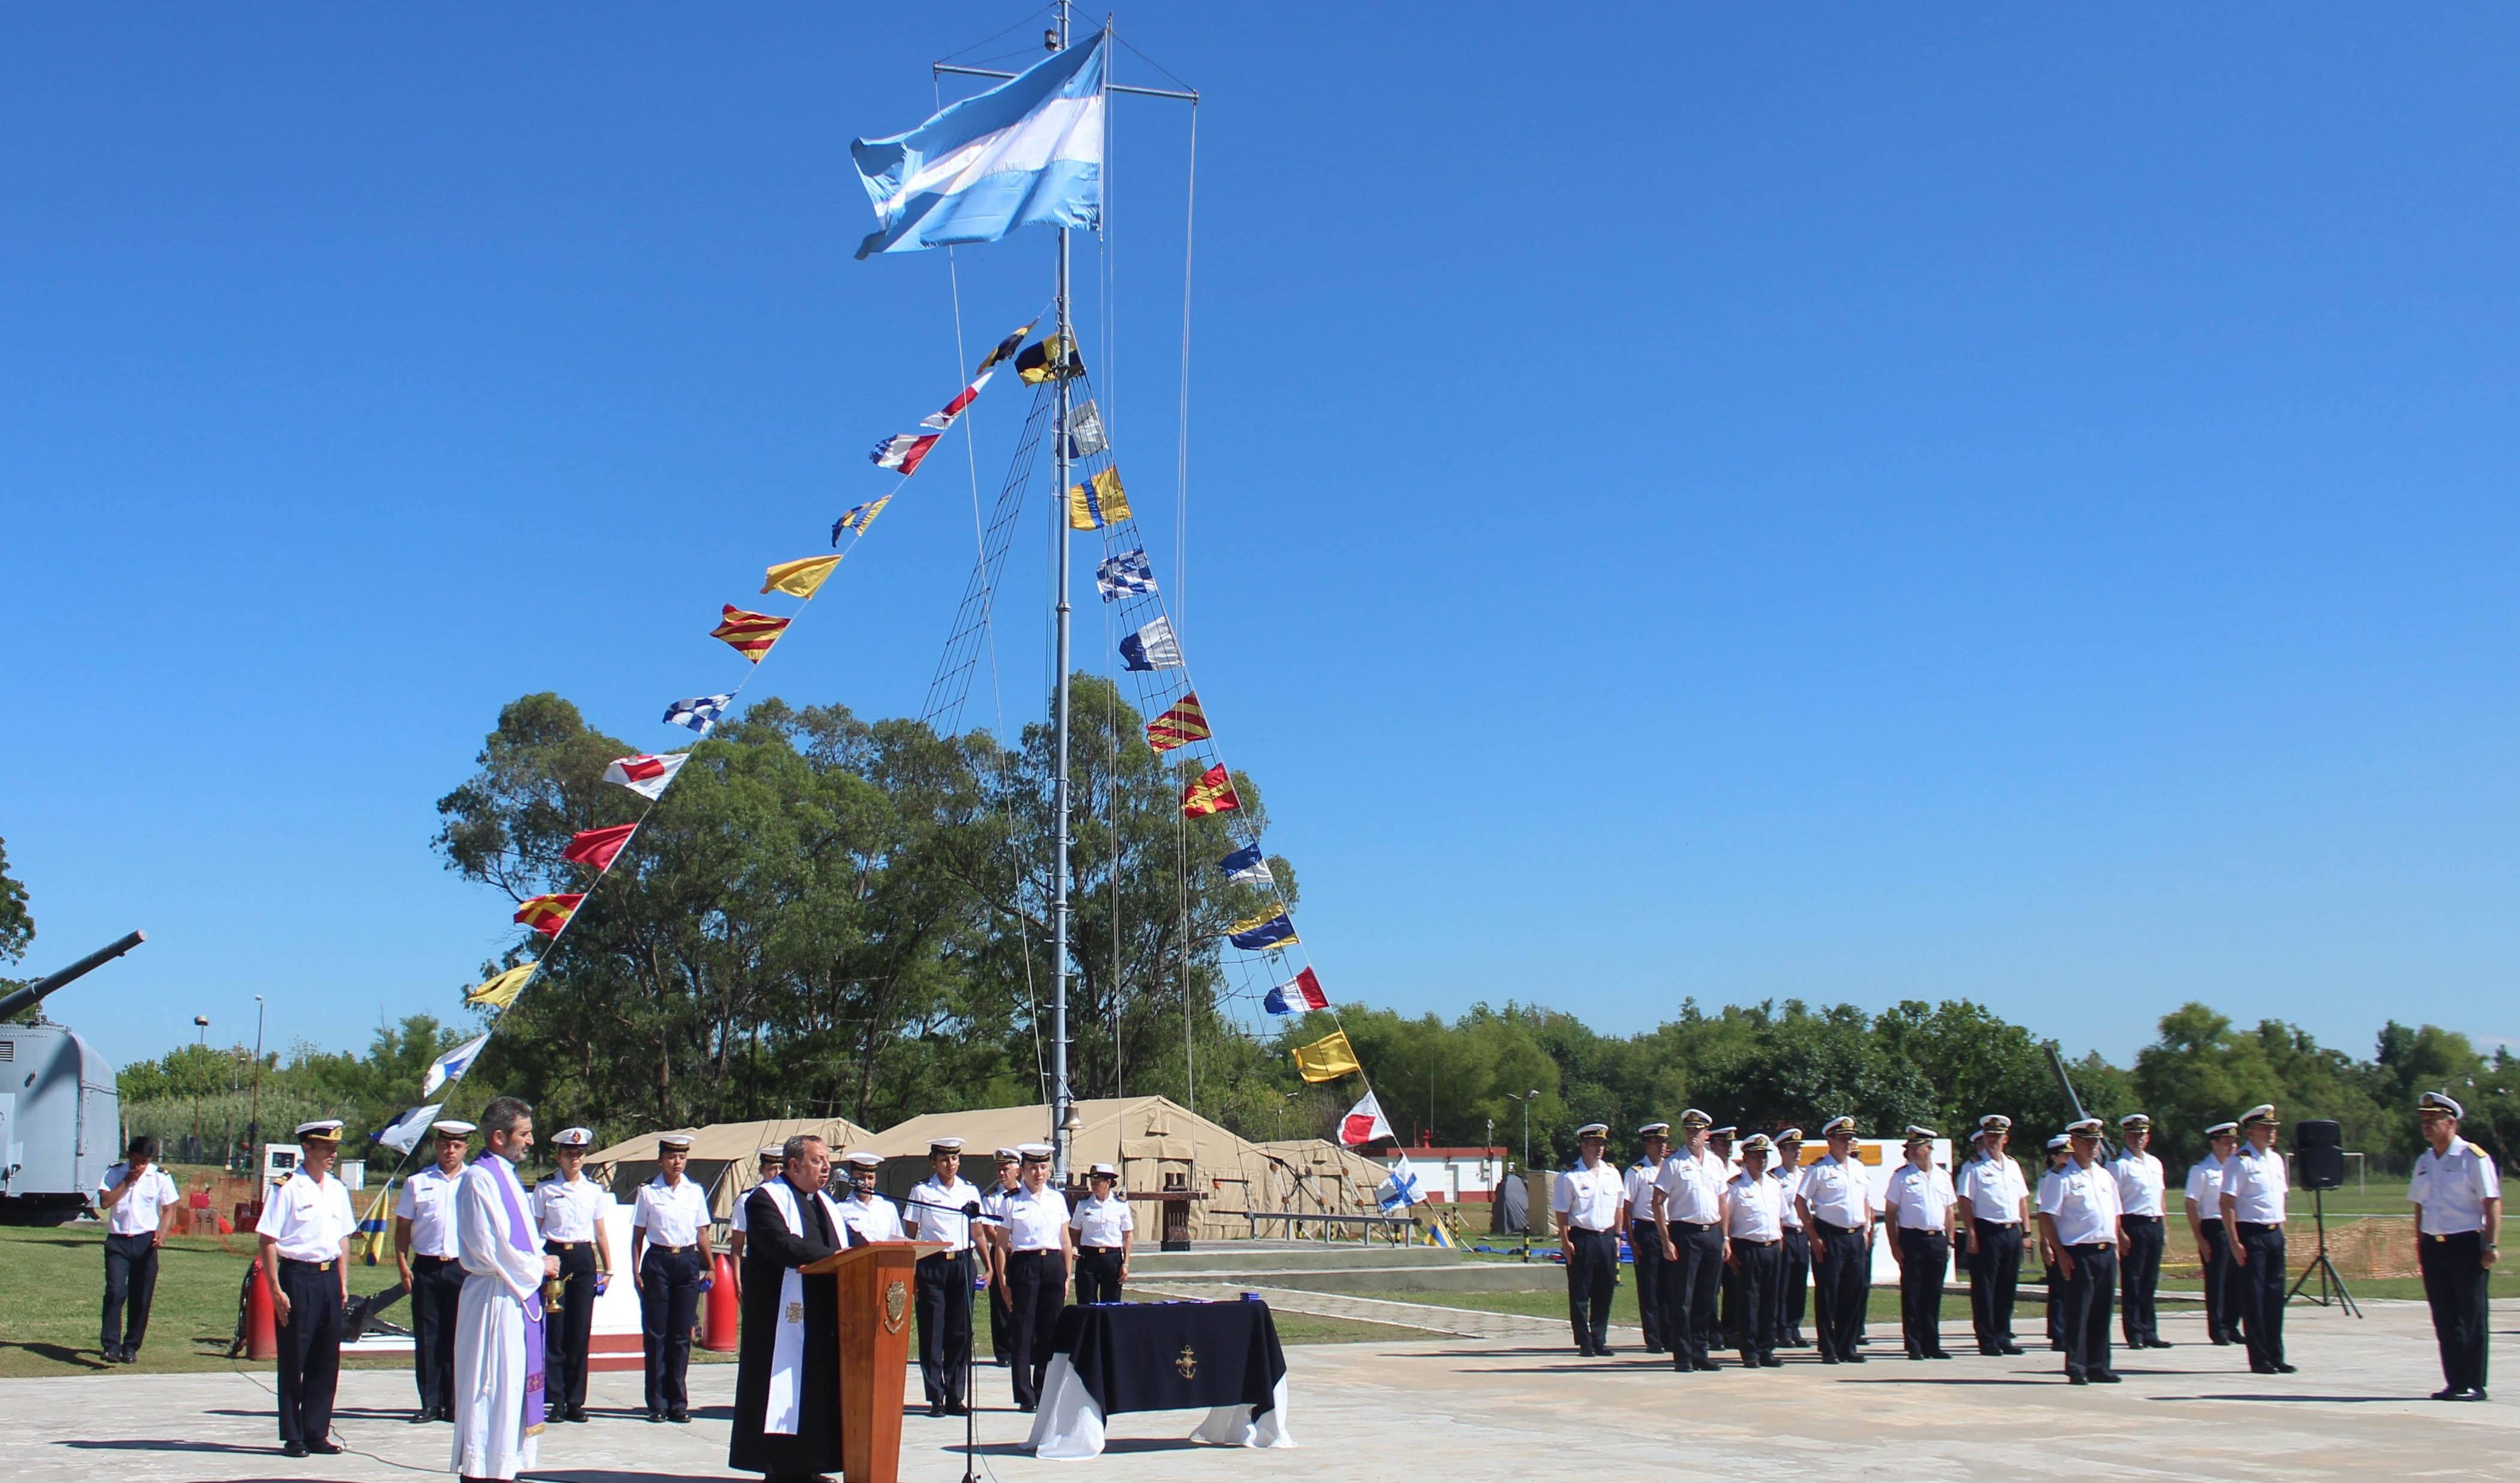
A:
[5, 6, 2518, 1077]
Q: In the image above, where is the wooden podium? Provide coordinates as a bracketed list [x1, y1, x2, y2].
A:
[802, 1241, 946, 1483]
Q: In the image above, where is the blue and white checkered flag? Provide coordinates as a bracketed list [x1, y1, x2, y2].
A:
[663, 694, 733, 735]
[1096, 549, 1156, 603]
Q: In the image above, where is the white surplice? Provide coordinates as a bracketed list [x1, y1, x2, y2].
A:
[452, 1155, 545, 1479]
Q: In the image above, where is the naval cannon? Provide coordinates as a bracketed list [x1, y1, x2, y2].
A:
[1, 930, 145, 1224]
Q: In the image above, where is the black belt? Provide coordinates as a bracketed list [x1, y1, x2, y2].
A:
[645, 1243, 698, 1254]
[1674, 1219, 1720, 1230]
[2067, 1240, 2113, 1252]
[412, 1252, 458, 1266]
[2423, 1230, 2486, 1242]
[1974, 1219, 2020, 1230]
[2236, 1221, 2282, 1234]
[279, 1257, 336, 1272]
[1733, 1237, 1777, 1248]
[1079, 1243, 1125, 1254]
[2123, 1213, 2163, 1224]
[1814, 1219, 1863, 1237]
[544, 1239, 594, 1251]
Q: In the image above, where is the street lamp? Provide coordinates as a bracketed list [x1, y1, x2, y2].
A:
[191, 1015, 209, 1161]
[246, 995, 265, 1177]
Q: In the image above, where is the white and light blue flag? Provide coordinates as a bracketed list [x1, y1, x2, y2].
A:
[1219, 844, 1275, 887]
[1096, 549, 1155, 603]
[1377, 1155, 1424, 1212]
[422, 1033, 491, 1098]
[373, 1103, 444, 1155]
[851, 34, 1107, 259]
[1119, 615, 1182, 671]
[663, 694, 733, 735]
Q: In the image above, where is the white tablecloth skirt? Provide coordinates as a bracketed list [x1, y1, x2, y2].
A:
[1024, 1353, 1297, 1461]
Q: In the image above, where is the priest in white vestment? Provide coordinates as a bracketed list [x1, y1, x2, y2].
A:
[452, 1095, 558, 1482]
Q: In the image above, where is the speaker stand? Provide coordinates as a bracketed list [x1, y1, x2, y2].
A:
[2283, 1188, 2362, 1317]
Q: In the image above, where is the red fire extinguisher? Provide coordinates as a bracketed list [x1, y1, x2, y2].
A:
[243, 1259, 279, 1361]
[701, 1251, 739, 1352]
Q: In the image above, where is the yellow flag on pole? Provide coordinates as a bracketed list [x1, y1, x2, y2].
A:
[1292, 1028, 1362, 1083]
[1066, 467, 1131, 530]
[761, 555, 842, 597]
[465, 962, 536, 1011]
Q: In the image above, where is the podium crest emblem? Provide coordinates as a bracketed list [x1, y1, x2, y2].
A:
[1174, 1343, 1198, 1379]
[884, 1278, 909, 1333]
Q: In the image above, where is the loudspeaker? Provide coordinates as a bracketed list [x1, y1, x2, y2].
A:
[2295, 1119, 2344, 1191]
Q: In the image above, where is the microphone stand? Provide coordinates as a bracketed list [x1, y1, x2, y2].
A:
[899, 1193, 988, 1483]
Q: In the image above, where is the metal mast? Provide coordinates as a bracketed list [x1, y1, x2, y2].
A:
[1048, 0, 1077, 1184]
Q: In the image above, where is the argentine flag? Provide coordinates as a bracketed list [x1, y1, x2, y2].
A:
[851, 34, 1107, 259]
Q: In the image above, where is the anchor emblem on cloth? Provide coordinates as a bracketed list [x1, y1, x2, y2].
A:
[1174, 1343, 1198, 1379]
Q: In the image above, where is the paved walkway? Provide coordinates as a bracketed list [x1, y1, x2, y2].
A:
[8, 1298, 2513, 1481]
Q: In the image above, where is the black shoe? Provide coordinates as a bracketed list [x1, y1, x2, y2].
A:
[2002, 1344, 2028, 1356]
[1843, 1352, 1866, 1364]
[1821, 1353, 1841, 1364]
[928, 1403, 946, 1418]
[1693, 1358, 1721, 1372]
[2274, 1363, 2297, 1374]
[1018, 1403, 1038, 1414]
[1575, 1344, 1597, 1358]
[412, 1409, 438, 1424]
[2148, 1338, 2175, 1349]
[2252, 1363, 2279, 1374]
[646, 1410, 666, 1424]
[566, 1406, 588, 1423]
[668, 1409, 691, 1424]
[2434, 1386, 2467, 1401]
[307, 1440, 343, 1454]
[281, 1441, 309, 1457]
[944, 1401, 970, 1416]
[2068, 1373, 2089, 1386]
[437, 1406, 454, 1422]
[2468, 1389, 2490, 1403]
[1645, 1344, 1667, 1354]
[1595, 1346, 1618, 1357]
[1906, 1350, 1926, 1361]
[1927, 1350, 1955, 1360]
[1759, 1353, 1783, 1368]
[2090, 1371, 2121, 1384]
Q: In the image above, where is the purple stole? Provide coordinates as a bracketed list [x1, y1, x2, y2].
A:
[489, 1158, 548, 1436]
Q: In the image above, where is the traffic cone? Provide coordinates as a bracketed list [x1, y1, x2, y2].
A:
[701, 1252, 739, 1352]
[244, 1260, 279, 1361]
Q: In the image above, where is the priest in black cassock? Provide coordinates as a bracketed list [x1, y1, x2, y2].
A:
[730, 1135, 849, 1482]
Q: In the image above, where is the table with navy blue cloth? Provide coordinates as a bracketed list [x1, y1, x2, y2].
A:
[1024, 1299, 1297, 1461]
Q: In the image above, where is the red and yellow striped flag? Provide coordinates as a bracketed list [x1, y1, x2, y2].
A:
[1181, 762, 1240, 818]
[1145, 692, 1210, 753]
[710, 605, 790, 663]
[513, 893, 584, 938]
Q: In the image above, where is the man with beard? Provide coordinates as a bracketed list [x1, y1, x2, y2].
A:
[729, 1135, 847, 1483]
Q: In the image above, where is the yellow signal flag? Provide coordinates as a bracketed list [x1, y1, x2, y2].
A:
[761, 555, 842, 598]
[465, 962, 537, 1010]
[1066, 467, 1131, 531]
[1292, 1028, 1363, 1084]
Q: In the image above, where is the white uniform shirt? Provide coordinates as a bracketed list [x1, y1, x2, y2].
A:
[2183, 1158, 2228, 1218]
[1001, 1185, 1071, 1251]
[1771, 1162, 1807, 1229]
[2038, 1158, 2123, 1247]
[2222, 1143, 2289, 1224]
[534, 1173, 608, 1244]
[2408, 1137, 2501, 1237]
[1654, 1148, 1727, 1225]
[1956, 1152, 2029, 1224]
[838, 1192, 907, 1243]
[1071, 1191, 1137, 1248]
[1724, 1171, 1784, 1241]
[1621, 1160, 1661, 1226]
[255, 1170, 357, 1262]
[98, 1163, 180, 1237]
[976, 1180, 1021, 1234]
[1799, 1152, 1873, 1228]
[909, 1175, 985, 1251]
[393, 1162, 466, 1257]
[631, 1175, 710, 1247]
[1553, 1161, 1625, 1232]
[1884, 1162, 1957, 1232]
[2108, 1149, 2167, 1218]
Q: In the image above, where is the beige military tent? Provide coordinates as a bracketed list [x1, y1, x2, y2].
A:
[584, 1114, 877, 1221]
[858, 1096, 1386, 1242]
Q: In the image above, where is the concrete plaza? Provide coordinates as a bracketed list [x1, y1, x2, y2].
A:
[10, 1297, 2513, 1482]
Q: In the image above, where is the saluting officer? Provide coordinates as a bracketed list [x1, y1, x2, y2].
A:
[1723, 1134, 1786, 1368]
[1622, 1123, 1672, 1353]
[2184, 1122, 2243, 1345]
[2408, 1090, 2500, 1401]
[1000, 1144, 1073, 1413]
[394, 1119, 473, 1424]
[1882, 1126, 1956, 1360]
[255, 1119, 356, 1458]
[1954, 1114, 2030, 1357]
[1653, 1108, 1727, 1373]
[981, 1147, 1023, 1367]
[534, 1126, 612, 1423]
[2110, 1113, 2171, 1350]
[95, 1134, 178, 1365]
[1555, 1123, 1625, 1357]
[907, 1137, 983, 1416]
[1769, 1128, 1810, 1349]
[1796, 1116, 1874, 1365]
[2038, 1117, 2124, 1385]
[1071, 1163, 1135, 1304]
[631, 1132, 715, 1423]
[2220, 1104, 2294, 1374]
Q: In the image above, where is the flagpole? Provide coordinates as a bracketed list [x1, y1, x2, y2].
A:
[1048, 0, 1077, 1188]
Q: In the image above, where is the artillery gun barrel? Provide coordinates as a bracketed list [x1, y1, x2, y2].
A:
[0, 929, 147, 1021]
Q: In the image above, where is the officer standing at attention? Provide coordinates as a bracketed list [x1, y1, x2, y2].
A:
[256, 1119, 356, 1457]
[1882, 1127, 1957, 1360]
[1554, 1123, 1625, 1357]
[1652, 1108, 1727, 1372]
[1707, 1124, 1744, 1350]
[95, 1134, 179, 1365]
[2038, 1117, 2124, 1384]
[1000, 1144, 1073, 1413]
[1769, 1128, 1810, 1349]
[2220, 1104, 2294, 1374]
[836, 1151, 908, 1241]
[534, 1126, 612, 1423]
[2408, 1090, 2500, 1401]
[631, 1132, 715, 1423]
[393, 1119, 474, 1424]
[2040, 1134, 2071, 1350]
[1722, 1134, 1786, 1368]
[724, 1146, 784, 1290]
[1796, 1116, 1874, 1365]
[981, 1147, 1023, 1367]
[907, 1137, 982, 1416]
[2184, 1122, 2242, 1345]
[2109, 1113, 2171, 1350]
[1622, 1123, 1672, 1353]
[1954, 1115, 2029, 1357]
[1070, 1162, 1135, 1304]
